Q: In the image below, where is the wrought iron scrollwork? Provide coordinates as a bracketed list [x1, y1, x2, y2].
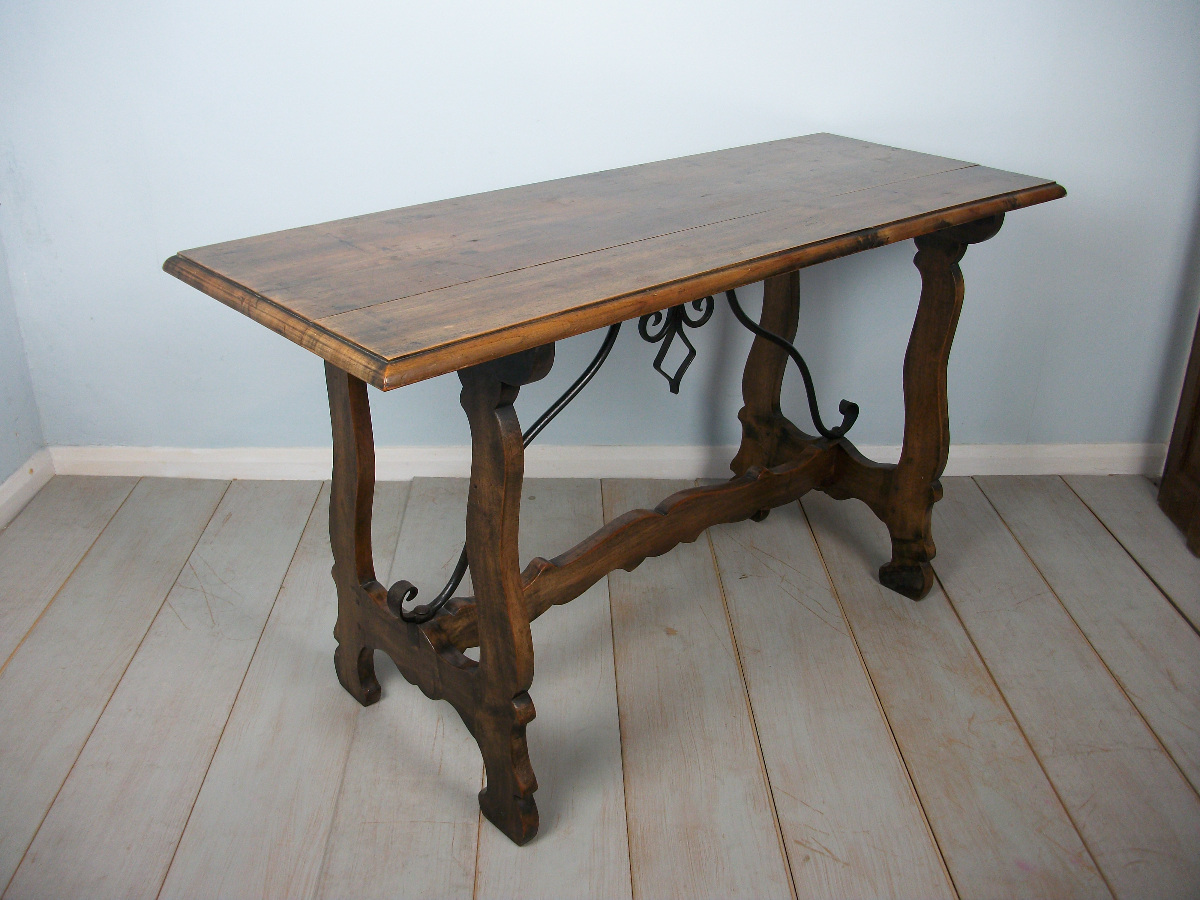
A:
[724, 288, 858, 440]
[638, 296, 714, 393]
[392, 283, 859, 623]
[389, 323, 623, 624]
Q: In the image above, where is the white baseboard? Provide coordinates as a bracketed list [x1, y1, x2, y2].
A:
[938, 443, 1166, 477]
[46, 442, 1167, 481]
[50, 446, 338, 481]
[0, 449, 55, 529]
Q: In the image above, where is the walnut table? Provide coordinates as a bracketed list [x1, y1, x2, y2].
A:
[164, 133, 1065, 845]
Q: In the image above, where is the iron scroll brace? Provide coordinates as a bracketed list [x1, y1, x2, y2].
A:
[387, 288, 859, 622]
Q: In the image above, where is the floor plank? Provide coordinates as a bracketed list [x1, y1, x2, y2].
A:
[1, 473, 1193, 898]
[317, 478, 633, 900]
[1065, 475, 1200, 633]
[157, 482, 406, 900]
[315, 478, 482, 900]
[0, 476, 137, 671]
[935, 477, 1199, 897]
[802, 491, 1105, 899]
[474, 479, 632, 900]
[603, 479, 793, 900]
[708, 504, 954, 899]
[0, 477, 228, 891]
[977, 476, 1200, 792]
[6, 480, 320, 900]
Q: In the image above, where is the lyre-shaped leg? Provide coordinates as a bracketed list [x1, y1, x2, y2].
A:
[879, 216, 1004, 598]
[326, 348, 553, 847]
[732, 271, 802, 479]
[459, 346, 554, 845]
[326, 363, 386, 705]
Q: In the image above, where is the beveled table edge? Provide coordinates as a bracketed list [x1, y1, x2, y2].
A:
[164, 180, 1065, 391]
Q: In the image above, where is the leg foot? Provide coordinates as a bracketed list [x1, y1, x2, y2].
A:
[477, 692, 540, 845]
[879, 560, 934, 600]
[479, 789, 539, 846]
[334, 642, 380, 706]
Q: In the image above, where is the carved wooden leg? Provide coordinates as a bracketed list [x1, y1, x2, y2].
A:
[880, 216, 1004, 598]
[326, 363, 387, 705]
[732, 271, 802, 480]
[459, 345, 554, 845]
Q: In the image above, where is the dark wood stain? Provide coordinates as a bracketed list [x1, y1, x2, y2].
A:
[165, 134, 1063, 389]
[173, 135, 1065, 847]
[1160, 304, 1200, 553]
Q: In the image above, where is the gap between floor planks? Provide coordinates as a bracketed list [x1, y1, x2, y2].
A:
[935, 477, 1200, 897]
[315, 478, 632, 900]
[0, 477, 231, 896]
[6, 480, 321, 900]
[976, 475, 1200, 795]
[2, 475, 1200, 897]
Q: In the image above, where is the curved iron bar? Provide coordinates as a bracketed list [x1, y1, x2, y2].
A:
[638, 296, 714, 393]
[521, 323, 623, 446]
[724, 288, 859, 440]
[389, 323, 623, 623]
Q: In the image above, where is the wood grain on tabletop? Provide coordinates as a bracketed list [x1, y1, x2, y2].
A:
[164, 133, 1064, 389]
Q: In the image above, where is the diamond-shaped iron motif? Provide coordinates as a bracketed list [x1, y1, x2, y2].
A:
[638, 296, 715, 393]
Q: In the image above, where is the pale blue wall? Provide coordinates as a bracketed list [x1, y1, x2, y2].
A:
[1, 1, 1198, 451]
[0, 238, 43, 481]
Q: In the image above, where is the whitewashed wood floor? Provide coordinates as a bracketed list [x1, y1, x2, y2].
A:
[1, 474, 1198, 899]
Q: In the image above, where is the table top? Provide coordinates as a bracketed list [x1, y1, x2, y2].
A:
[164, 133, 1064, 390]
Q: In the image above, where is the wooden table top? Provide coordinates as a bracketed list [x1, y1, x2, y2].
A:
[165, 133, 1064, 390]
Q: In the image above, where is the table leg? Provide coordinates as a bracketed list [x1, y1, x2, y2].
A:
[732, 218, 1004, 600]
[458, 345, 553, 845]
[879, 215, 1004, 598]
[321, 215, 1003, 843]
[731, 270, 801, 480]
[326, 348, 552, 846]
[326, 363, 387, 705]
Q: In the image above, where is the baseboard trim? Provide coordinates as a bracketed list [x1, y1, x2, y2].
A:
[0, 449, 55, 529]
[46, 442, 1167, 481]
